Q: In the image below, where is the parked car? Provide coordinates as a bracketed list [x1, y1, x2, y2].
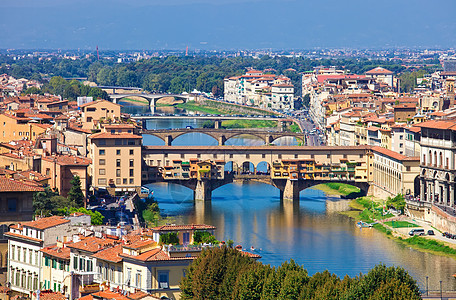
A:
[409, 229, 425, 236]
[427, 230, 435, 236]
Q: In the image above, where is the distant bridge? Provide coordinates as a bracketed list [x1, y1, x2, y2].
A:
[140, 128, 306, 146]
[109, 93, 189, 107]
[142, 145, 373, 201]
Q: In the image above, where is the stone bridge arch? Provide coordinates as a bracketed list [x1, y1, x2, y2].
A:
[223, 132, 268, 145]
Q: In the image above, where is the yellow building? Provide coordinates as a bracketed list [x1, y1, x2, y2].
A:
[0, 112, 48, 143]
[80, 100, 122, 130]
[88, 124, 142, 194]
[40, 242, 71, 294]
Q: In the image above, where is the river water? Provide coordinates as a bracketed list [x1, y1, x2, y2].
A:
[124, 102, 456, 291]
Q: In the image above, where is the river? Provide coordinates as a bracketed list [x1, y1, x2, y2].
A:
[125, 102, 456, 292]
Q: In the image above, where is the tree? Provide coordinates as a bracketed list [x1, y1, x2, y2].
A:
[33, 187, 59, 215]
[386, 194, 406, 213]
[23, 86, 43, 95]
[193, 231, 218, 244]
[159, 232, 179, 245]
[67, 175, 85, 208]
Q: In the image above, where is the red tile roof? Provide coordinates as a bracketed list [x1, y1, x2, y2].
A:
[92, 244, 123, 263]
[38, 291, 66, 300]
[120, 247, 195, 262]
[372, 146, 419, 162]
[366, 67, 394, 75]
[4, 231, 42, 242]
[67, 236, 117, 253]
[40, 245, 71, 260]
[0, 178, 44, 192]
[42, 155, 91, 166]
[22, 216, 70, 230]
[415, 120, 456, 130]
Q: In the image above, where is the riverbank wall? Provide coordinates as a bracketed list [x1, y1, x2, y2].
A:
[407, 200, 456, 233]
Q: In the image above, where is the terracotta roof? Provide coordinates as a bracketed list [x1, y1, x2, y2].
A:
[408, 126, 421, 133]
[40, 245, 71, 260]
[79, 291, 129, 300]
[415, 120, 456, 130]
[4, 232, 42, 242]
[38, 291, 65, 300]
[372, 146, 419, 162]
[42, 155, 91, 166]
[22, 216, 69, 230]
[366, 67, 394, 75]
[89, 132, 142, 139]
[122, 239, 156, 250]
[151, 224, 216, 231]
[120, 247, 195, 262]
[67, 236, 117, 253]
[0, 178, 44, 192]
[79, 99, 121, 108]
[91, 244, 123, 263]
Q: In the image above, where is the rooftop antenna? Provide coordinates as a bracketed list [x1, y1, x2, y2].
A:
[186, 45, 188, 56]
[96, 45, 99, 60]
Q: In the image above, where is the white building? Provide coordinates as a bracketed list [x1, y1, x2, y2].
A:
[6, 216, 71, 296]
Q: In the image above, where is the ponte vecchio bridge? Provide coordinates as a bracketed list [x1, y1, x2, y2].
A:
[141, 145, 374, 201]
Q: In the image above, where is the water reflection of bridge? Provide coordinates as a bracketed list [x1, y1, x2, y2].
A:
[142, 145, 373, 201]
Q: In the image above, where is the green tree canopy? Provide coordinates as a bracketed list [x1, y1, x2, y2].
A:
[67, 175, 85, 208]
[180, 248, 421, 300]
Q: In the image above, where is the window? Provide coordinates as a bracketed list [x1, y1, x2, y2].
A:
[98, 178, 107, 185]
[116, 149, 121, 155]
[11, 245, 15, 260]
[45, 256, 50, 266]
[123, 178, 127, 184]
[99, 149, 105, 155]
[158, 271, 169, 289]
[115, 139, 122, 146]
[116, 178, 121, 185]
[129, 159, 134, 167]
[7, 198, 17, 212]
[129, 178, 134, 184]
[99, 169, 106, 175]
[99, 159, 106, 165]
[135, 272, 142, 288]
[99, 139, 106, 146]
[129, 169, 134, 177]
[129, 149, 134, 155]
[128, 140, 135, 145]
[52, 259, 57, 269]
[399, 135, 403, 140]
[116, 169, 121, 177]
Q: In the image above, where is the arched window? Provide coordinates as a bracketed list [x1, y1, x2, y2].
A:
[439, 152, 443, 168]
[423, 154, 426, 165]
[429, 150, 432, 166]
[434, 151, 437, 167]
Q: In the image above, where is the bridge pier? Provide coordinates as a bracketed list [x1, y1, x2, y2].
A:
[194, 180, 212, 201]
[218, 135, 226, 146]
[281, 179, 300, 201]
[165, 135, 173, 146]
[214, 120, 222, 129]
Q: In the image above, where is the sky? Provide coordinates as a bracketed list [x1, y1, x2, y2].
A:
[1, 0, 456, 50]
